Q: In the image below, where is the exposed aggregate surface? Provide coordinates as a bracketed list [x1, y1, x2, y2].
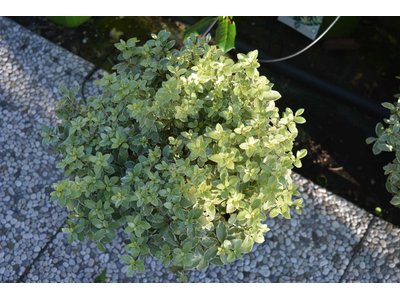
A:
[1, 16, 399, 283]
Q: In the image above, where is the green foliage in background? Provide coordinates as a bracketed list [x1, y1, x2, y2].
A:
[182, 17, 215, 39]
[183, 16, 236, 53]
[367, 77, 400, 208]
[42, 30, 306, 281]
[47, 16, 91, 28]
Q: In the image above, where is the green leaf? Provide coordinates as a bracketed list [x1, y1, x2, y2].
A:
[390, 196, 400, 206]
[94, 229, 106, 241]
[163, 145, 170, 158]
[210, 257, 224, 266]
[296, 149, 307, 159]
[295, 108, 305, 116]
[190, 208, 203, 219]
[182, 17, 216, 40]
[372, 142, 382, 155]
[91, 219, 104, 229]
[121, 255, 134, 265]
[133, 163, 142, 176]
[136, 260, 145, 273]
[237, 211, 247, 221]
[95, 180, 106, 189]
[263, 90, 281, 101]
[253, 234, 265, 243]
[182, 241, 193, 253]
[294, 116, 306, 124]
[269, 208, 280, 218]
[96, 242, 105, 252]
[378, 143, 393, 152]
[58, 81, 68, 94]
[204, 246, 218, 260]
[382, 102, 395, 110]
[69, 86, 79, 98]
[126, 266, 135, 277]
[84, 200, 96, 209]
[47, 16, 91, 28]
[209, 154, 223, 163]
[375, 123, 385, 136]
[216, 17, 236, 53]
[197, 259, 209, 271]
[251, 198, 261, 210]
[94, 268, 107, 283]
[246, 67, 256, 78]
[216, 222, 227, 243]
[282, 209, 291, 219]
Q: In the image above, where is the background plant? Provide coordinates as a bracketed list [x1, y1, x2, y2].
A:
[367, 76, 400, 208]
[42, 30, 306, 282]
[183, 16, 236, 53]
[47, 16, 91, 28]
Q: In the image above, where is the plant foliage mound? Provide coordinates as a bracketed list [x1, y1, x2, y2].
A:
[367, 78, 400, 208]
[42, 30, 307, 281]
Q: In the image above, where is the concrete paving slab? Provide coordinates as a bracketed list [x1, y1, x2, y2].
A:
[0, 16, 398, 283]
[342, 218, 400, 282]
[0, 16, 101, 282]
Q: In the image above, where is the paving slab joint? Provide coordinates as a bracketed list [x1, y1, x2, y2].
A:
[339, 216, 376, 282]
[16, 225, 64, 283]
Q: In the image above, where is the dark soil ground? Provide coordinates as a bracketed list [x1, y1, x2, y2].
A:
[9, 16, 400, 226]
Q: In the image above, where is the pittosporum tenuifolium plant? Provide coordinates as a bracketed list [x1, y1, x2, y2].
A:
[367, 77, 400, 208]
[42, 30, 307, 282]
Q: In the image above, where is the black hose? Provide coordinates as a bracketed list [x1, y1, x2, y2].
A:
[81, 46, 117, 103]
[234, 39, 388, 117]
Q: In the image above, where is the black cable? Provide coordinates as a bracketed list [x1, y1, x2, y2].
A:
[81, 46, 117, 103]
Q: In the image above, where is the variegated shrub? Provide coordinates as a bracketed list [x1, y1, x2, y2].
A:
[42, 30, 307, 282]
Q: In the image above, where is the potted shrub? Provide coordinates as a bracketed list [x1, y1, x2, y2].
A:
[42, 30, 307, 282]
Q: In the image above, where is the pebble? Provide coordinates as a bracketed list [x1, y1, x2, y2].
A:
[376, 259, 385, 267]
[319, 260, 329, 268]
[23, 233, 33, 239]
[332, 221, 340, 229]
[250, 260, 257, 268]
[259, 268, 270, 277]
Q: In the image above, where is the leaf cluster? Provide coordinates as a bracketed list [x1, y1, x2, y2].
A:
[367, 80, 400, 207]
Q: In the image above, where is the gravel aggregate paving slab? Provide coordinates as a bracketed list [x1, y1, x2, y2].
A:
[341, 218, 400, 283]
[0, 16, 101, 282]
[0, 16, 399, 283]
